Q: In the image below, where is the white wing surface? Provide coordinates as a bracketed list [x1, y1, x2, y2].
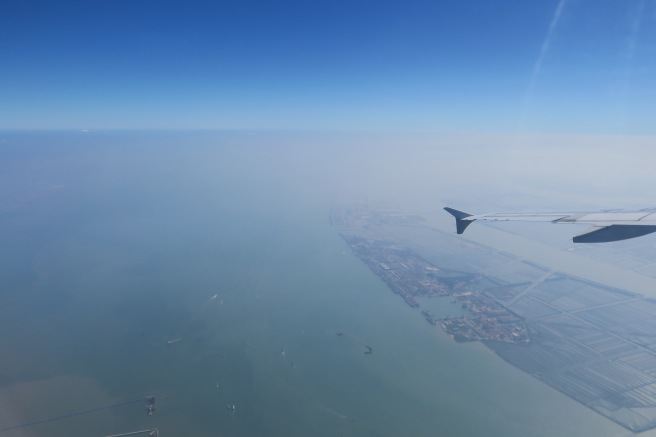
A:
[444, 207, 656, 243]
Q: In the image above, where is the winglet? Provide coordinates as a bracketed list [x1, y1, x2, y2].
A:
[444, 207, 474, 234]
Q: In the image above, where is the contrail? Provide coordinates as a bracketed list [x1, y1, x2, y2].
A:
[626, 0, 646, 62]
[619, 0, 646, 129]
[518, 0, 568, 130]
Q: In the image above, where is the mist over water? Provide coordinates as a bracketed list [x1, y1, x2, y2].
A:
[0, 130, 653, 436]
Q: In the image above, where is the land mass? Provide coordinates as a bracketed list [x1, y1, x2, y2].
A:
[331, 201, 656, 433]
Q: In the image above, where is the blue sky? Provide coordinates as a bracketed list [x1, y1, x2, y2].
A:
[1, 0, 655, 133]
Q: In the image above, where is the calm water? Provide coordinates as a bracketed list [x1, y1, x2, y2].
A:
[0, 132, 634, 436]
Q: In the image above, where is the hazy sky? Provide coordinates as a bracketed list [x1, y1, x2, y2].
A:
[2, 0, 655, 133]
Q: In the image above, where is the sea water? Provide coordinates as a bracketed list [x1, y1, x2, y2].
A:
[0, 131, 633, 436]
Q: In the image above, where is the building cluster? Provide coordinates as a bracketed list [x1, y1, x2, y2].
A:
[442, 290, 529, 343]
[343, 235, 449, 308]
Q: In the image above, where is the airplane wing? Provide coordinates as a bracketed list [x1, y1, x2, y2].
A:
[444, 207, 656, 243]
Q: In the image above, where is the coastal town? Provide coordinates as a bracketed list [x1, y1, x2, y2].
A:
[340, 233, 529, 344]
